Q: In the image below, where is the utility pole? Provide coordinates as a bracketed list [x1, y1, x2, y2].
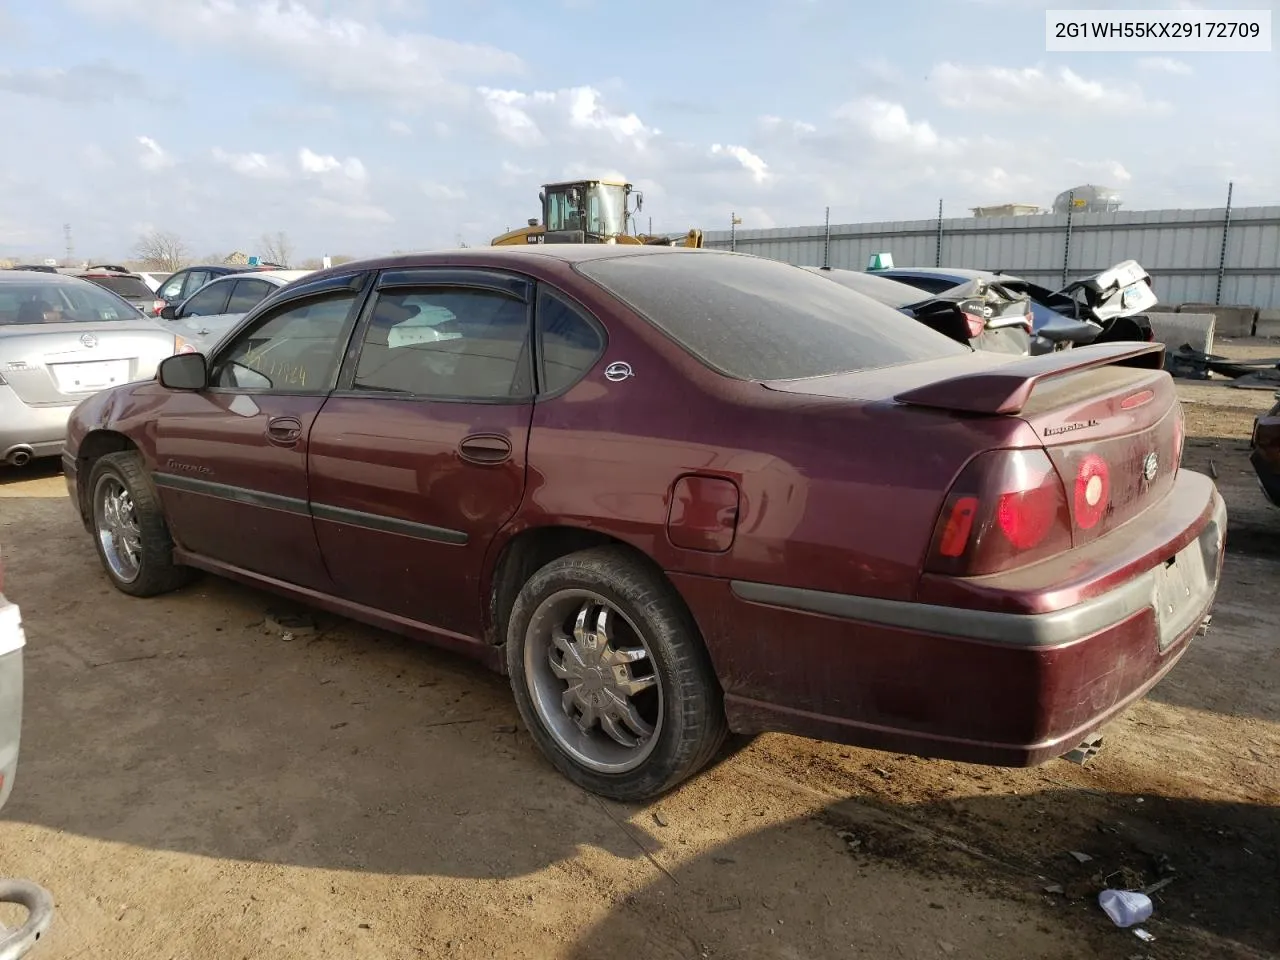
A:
[63, 223, 74, 267]
[730, 212, 742, 252]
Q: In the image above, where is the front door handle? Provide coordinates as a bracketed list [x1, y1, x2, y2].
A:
[266, 416, 302, 446]
[458, 433, 512, 465]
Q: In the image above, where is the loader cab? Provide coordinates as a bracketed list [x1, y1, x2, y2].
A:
[540, 179, 634, 243]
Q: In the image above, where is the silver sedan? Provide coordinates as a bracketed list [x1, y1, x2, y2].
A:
[0, 271, 179, 466]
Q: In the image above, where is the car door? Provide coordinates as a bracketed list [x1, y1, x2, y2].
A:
[150, 272, 371, 589]
[306, 268, 540, 639]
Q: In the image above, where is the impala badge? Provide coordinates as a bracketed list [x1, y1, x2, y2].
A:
[80, 333, 98, 348]
[604, 361, 634, 382]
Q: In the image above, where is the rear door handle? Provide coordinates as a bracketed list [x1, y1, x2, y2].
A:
[458, 433, 512, 465]
[266, 416, 302, 446]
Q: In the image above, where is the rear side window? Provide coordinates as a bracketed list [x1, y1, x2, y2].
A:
[227, 278, 273, 313]
[182, 280, 233, 317]
[536, 290, 604, 394]
[576, 253, 967, 381]
[82, 275, 151, 299]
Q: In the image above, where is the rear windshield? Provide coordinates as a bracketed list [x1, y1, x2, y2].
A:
[803, 268, 925, 309]
[0, 281, 142, 325]
[576, 252, 967, 380]
[80, 275, 152, 299]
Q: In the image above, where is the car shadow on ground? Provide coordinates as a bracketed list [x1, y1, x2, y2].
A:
[563, 788, 1280, 960]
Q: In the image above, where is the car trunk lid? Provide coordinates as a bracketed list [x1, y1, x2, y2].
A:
[0, 323, 173, 405]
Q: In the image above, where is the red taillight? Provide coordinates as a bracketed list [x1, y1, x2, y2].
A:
[961, 310, 986, 339]
[1072, 453, 1111, 530]
[925, 449, 1072, 576]
[1173, 403, 1186, 466]
[152, 300, 166, 315]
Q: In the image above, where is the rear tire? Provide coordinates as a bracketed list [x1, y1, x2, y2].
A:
[506, 546, 727, 800]
[88, 451, 193, 597]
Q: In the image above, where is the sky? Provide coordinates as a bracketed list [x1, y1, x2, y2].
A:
[0, 0, 1277, 262]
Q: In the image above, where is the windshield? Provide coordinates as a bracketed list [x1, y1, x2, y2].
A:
[546, 183, 628, 237]
[80, 275, 153, 299]
[578, 252, 968, 381]
[0, 280, 142, 325]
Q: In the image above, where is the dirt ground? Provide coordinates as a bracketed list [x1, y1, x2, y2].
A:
[1, 343, 1277, 960]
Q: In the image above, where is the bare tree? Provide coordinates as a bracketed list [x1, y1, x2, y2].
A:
[259, 231, 293, 267]
[132, 231, 189, 272]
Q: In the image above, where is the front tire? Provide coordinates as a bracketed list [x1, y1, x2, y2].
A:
[506, 546, 727, 800]
[88, 451, 192, 597]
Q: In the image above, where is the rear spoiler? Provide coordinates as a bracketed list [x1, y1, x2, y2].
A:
[895, 341, 1165, 416]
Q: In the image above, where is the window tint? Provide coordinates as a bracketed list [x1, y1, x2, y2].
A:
[182, 271, 211, 299]
[576, 253, 968, 381]
[537, 290, 603, 393]
[82, 275, 152, 299]
[0, 281, 137, 325]
[803, 268, 925, 309]
[212, 293, 357, 392]
[181, 279, 233, 317]
[159, 273, 186, 299]
[227, 278, 273, 313]
[352, 288, 530, 400]
[892, 275, 964, 295]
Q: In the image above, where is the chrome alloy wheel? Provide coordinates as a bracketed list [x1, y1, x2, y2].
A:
[94, 475, 142, 583]
[524, 590, 663, 774]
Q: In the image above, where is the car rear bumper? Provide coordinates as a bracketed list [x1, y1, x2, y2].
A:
[0, 386, 74, 461]
[673, 470, 1226, 766]
[0, 600, 25, 812]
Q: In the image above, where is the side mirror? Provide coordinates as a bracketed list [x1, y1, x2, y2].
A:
[635, 191, 644, 212]
[160, 304, 178, 320]
[158, 353, 208, 390]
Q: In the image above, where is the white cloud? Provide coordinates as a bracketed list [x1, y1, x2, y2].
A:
[711, 144, 770, 184]
[298, 148, 367, 182]
[834, 98, 946, 152]
[478, 85, 655, 150]
[1138, 56, 1192, 76]
[136, 135, 173, 171]
[388, 119, 412, 136]
[70, 0, 524, 107]
[212, 148, 290, 180]
[931, 63, 1169, 116]
[423, 181, 466, 201]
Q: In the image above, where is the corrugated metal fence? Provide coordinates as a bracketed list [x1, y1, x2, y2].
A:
[703, 203, 1280, 310]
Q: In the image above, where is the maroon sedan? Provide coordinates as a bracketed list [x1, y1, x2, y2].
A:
[62, 247, 1226, 800]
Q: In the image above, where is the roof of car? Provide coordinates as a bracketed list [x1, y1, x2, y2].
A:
[0, 270, 94, 286]
[297, 244, 718, 286]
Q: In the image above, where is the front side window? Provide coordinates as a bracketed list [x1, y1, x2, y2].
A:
[181, 270, 212, 300]
[352, 287, 531, 400]
[211, 293, 358, 392]
[159, 272, 186, 300]
[181, 280, 233, 317]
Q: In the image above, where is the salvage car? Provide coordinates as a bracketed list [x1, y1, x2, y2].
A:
[870, 262, 1157, 353]
[802, 266, 1035, 355]
[0, 271, 180, 466]
[62, 246, 1226, 801]
[1251, 392, 1280, 506]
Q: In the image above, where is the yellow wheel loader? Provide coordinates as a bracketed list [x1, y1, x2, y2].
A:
[492, 178, 703, 248]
